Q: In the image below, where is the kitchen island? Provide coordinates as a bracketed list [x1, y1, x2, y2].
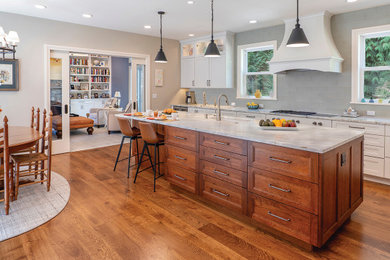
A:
[118, 113, 364, 250]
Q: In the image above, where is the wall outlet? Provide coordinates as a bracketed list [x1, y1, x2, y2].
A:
[152, 93, 158, 99]
[367, 110, 375, 116]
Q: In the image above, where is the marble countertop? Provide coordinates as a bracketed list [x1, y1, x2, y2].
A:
[117, 113, 364, 154]
[173, 104, 390, 126]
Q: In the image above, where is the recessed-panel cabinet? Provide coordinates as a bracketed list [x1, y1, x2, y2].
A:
[180, 32, 234, 89]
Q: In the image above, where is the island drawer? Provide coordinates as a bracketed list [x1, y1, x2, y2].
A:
[332, 121, 385, 136]
[200, 175, 247, 214]
[165, 126, 199, 151]
[248, 167, 318, 215]
[200, 160, 247, 188]
[166, 145, 198, 171]
[200, 146, 247, 172]
[248, 142, 318, 183]
[200, 133, 248, 155]
[248, 193, 317, 245]
[167, 164, 197, 194]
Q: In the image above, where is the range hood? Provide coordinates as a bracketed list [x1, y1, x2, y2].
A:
[269, 11, 343, 73]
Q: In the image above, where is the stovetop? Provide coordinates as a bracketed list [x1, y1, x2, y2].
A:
[271, 110, 317, 116]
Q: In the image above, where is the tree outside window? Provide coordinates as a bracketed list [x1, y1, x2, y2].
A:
[237, 41, 277, 99]
[363, 35, 390, 101]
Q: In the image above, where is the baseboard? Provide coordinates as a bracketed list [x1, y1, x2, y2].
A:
[364, 175, 390, 186]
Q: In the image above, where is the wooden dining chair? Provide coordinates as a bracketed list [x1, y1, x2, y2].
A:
[11, 110, 53, 200]
[0, 116, 10, 215]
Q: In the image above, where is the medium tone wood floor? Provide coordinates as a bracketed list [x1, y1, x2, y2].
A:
[1, 144, 390, 260]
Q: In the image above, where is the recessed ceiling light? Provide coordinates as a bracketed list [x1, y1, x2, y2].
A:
[249, 20, 257, 24]
[187, 1, 195, 4]
[144, 25, 152, 29]
[346, 0, 357, 2]
[82, 13, 93, 18]
[188, 34, 195, 37]
[34, 4, 47, 9]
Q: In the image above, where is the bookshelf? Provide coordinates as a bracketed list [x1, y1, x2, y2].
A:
[69, 53, 111, 100]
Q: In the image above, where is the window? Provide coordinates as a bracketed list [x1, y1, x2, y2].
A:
[237, 41, 277, 99]
[352, 25, 390, 104]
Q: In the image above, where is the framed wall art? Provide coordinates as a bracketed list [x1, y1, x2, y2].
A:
[155, 69, 164, 87]
[0, 59, 19, 91]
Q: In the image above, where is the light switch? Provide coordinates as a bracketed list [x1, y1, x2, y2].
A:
[152, 93, 158, 99]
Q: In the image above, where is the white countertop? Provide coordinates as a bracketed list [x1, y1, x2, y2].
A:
[117, 113, 364, 154]
[174, 104, 390, 126]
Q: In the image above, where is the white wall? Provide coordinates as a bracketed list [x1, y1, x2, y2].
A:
[0, 12, 182, 126]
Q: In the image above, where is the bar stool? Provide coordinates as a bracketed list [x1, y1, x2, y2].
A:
[134, 122, 164, 192]
[113, 117, 142, 178]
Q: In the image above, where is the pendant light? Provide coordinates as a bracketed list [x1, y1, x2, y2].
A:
[155, 11, 167, 63]
[205, 0, 220, 57]
[287, 0, 309, 48]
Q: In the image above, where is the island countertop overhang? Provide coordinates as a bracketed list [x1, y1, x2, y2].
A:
[117, 113, 364, 154]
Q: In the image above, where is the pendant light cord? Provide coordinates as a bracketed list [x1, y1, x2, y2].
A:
[160, 13, 163, 49]
[296, 0, 300, 27]
[211, 0, 214, 41]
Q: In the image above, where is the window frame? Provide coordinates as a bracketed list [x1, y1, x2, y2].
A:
[236, 41, 277, 100]
[351, 24, 390, 105]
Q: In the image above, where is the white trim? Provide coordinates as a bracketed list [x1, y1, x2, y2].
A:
[236, 41, 277, 100]
[351, 24, 390, 103]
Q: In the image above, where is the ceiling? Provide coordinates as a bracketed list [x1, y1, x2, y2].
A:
[1, 0, 390, 40]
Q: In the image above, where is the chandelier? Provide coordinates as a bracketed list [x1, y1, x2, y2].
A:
[0, 26, 19, 60]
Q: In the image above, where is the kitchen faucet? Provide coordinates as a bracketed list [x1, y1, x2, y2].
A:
[216, 94, 229, 121]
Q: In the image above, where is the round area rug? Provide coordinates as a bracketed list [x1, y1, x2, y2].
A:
[0, 172, 70, 242]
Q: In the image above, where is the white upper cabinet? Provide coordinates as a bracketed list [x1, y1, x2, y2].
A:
[180, 32, 234, 89]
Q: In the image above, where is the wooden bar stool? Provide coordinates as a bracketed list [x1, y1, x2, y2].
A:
[0, 116, 10, 215]
[113, 117, 142, 178]
[134, 122, 164, 192]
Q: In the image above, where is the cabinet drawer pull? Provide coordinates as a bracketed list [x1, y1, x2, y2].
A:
[214, 155, 230, 161]
[267, 211, 291, 222]
[213, 169, 230, 176]
[174, 155, 187, 161]
[212, 188, 230, 197]
[174, 175, 186, 181]
[246, 115, 256, 119]
[349, 126, 365, 130]
[269, 184, 291, 193]
[269, 157, 292, 164]
[214, 140, 230, 146]
[174, 136, 187, 140]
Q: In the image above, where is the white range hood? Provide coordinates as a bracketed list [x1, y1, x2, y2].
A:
[269, 11, 344, 73]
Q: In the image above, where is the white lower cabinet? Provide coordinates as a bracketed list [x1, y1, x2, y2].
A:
[385, 158, 390, 179]
[365, 156, 385, 177]
[221, 111, 237, 117]
[365, 145, 385, 158]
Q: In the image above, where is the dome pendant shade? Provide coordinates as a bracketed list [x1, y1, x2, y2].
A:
[286, 0, 309, 48]
[205, 0, 220, 58]
[205, 40, 220, 57]
[287, 25, 309, 47]
[155, 48, 167, 63]
[155, 11, 167, 63]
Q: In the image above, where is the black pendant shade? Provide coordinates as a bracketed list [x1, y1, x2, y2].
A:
[286, 0, 309, 48]
[155, 11, 168, 63]
[205, 0, 220, 57]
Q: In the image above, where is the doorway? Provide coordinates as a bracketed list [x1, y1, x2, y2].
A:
[45, 45, 151, 154]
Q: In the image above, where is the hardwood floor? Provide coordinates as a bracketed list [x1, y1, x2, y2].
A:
[1, 144, 390, 259]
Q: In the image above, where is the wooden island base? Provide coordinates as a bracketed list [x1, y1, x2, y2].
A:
[162, 125, 364, 249]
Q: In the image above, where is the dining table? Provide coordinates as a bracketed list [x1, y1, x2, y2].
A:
[9, 126, 43, 153]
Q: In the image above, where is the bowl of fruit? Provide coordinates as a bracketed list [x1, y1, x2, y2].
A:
[247, 102, 260, 110]
[259, 118, 298, 130]
[163, 108, 177, 115]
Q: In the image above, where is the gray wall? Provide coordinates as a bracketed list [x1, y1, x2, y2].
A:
[191, 5, 390, 117]
[111, 57, 129, 109]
